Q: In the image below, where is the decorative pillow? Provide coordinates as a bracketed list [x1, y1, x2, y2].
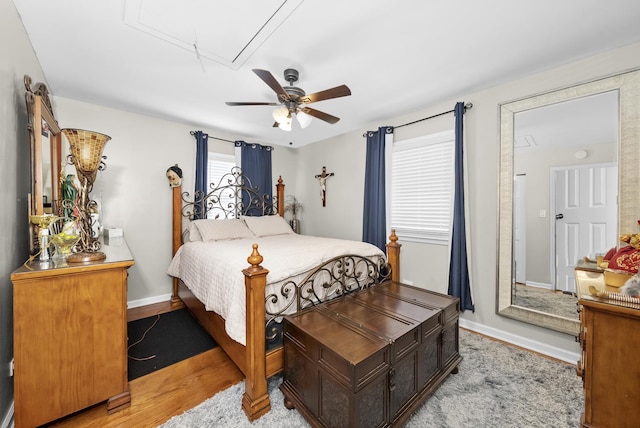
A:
[194, 219, 255, 242]
[185, 222, 203, 242]
[607, 245, 640, 274]
[603, 246, 617, 261]
[242, 215, 294, 237]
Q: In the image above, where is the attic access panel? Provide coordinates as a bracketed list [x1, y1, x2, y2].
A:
[123, 0, 303, 69]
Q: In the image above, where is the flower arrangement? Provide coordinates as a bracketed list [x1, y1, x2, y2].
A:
[284, 195, 303, 220]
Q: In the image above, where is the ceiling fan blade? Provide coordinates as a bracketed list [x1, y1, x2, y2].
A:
[252, 69, 289, 100]
[302, 85, 351, 104]
[225, 102, 279, 106]
[301, 107, 340, 124]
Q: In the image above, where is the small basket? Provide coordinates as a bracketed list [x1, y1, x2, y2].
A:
[604, 269, 634, 288]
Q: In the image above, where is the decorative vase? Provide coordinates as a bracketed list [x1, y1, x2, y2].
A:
[290, 218, 300, 234]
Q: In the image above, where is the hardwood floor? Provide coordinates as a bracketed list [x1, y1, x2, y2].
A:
[45, 301, 244, 428]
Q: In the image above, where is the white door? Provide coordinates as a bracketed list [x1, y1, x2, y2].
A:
[554, 164, 617, 293]
[514, 175, 527, 284]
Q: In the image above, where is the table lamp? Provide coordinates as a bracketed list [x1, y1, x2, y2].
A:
[62, 128, 110, 262]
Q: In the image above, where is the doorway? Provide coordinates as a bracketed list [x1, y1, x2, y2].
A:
[552, 163, 617, 293]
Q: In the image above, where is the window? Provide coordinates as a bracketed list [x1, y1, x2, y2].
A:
[390, 130, 454, 244]
[207, 153, 236, 219]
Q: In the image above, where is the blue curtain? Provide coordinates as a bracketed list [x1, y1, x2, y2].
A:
[235, 141, 272, 216]
[448, 102, 474, 311]
[194, 131, 208, 219]
[363, 126, 393, 252]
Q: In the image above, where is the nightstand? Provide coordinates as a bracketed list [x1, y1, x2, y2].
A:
[11, 239, 134, 427]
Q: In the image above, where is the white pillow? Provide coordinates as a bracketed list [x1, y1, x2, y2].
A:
[243, 215, 294, 237]
[186, 221, 203, 242]
[194, 219, 255, 242]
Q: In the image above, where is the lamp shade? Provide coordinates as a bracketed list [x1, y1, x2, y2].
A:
[278, 116, 292, 131]
[62, 129, 111, 183]
[272, 107, 289, 123]
[296, 110, 313, 128]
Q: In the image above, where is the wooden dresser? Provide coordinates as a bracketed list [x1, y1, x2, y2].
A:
[576, 278, 640, 427]
[11, 239, 134, 428]
[280, 281, 461, 427]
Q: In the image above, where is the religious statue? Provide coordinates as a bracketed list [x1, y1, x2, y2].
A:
[62, 173, 79, 219]
[315, 166, 334, 207]
[166, 164, 183, 188]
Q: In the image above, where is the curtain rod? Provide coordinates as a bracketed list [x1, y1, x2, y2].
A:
[190, 130, 275, 150]
[395, 102, 473, 129]
[189, 130, 234, 143]
[363, 102, 473, 136]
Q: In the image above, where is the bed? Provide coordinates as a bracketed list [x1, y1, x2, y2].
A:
[167, 167, 401, 420]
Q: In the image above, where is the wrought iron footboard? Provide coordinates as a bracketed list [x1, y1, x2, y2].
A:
[265, 254, 391, 349]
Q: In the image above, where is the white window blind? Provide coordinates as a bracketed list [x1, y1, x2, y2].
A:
[207, 153, 236, 219]
[390, 130, 455, 244]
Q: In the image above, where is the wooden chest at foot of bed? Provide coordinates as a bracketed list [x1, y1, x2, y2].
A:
[280, 281, 462, 427]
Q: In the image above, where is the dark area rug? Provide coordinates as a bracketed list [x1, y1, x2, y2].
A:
[127, 308, 217, 380]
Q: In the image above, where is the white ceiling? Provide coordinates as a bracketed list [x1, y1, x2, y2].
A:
[12, 0, 640, 147]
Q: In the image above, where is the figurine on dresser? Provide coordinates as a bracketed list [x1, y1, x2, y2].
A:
[621, 275, 640, 296]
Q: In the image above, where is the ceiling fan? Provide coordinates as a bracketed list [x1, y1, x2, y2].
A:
[226, 68, 351, 131]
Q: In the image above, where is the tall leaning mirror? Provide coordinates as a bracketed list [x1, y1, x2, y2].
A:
[497, 69, 640, 335]
[25, 75, 62, 254]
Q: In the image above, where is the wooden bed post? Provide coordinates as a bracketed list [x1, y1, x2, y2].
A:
[276, 176, 284, 217]
[242, 244, 271, 421]
[387, 229, 402, 283]
[171, 185, 182, 307]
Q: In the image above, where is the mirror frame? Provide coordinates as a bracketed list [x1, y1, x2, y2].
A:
[25, 75, 62, 253]
[497, 69, 640, 335]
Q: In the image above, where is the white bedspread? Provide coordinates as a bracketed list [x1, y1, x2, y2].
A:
[167, 234, 384, 345]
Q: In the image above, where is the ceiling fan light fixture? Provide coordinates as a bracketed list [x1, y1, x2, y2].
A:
[278, 116, 292, 131]
[272, 106, 289, 123]
[227, 68, 351, 130]
[296, 110, 312, 128]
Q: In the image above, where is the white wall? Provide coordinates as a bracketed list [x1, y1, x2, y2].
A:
[293, 131, 367, 240]
[296, 41, 640, 359]
[54, 98, 297, 302]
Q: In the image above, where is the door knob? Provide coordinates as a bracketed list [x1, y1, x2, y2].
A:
[555, 213, 564, 220]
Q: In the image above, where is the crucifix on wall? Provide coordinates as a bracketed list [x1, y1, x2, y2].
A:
[315, 166, 334, 207]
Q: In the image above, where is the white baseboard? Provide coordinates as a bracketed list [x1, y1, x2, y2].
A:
[524, 280, 552, 290]
[127, 293, 172, 309]
[459, 318, 580, 364]
[1, 402, 14, 428]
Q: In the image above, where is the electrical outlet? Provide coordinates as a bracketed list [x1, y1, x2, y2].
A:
[9, 359, 14, 377]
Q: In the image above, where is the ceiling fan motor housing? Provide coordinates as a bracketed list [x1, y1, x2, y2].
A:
[282, 85, 306, 101]
[284, 68, 299, 84]
[280, 68, 306, 105]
